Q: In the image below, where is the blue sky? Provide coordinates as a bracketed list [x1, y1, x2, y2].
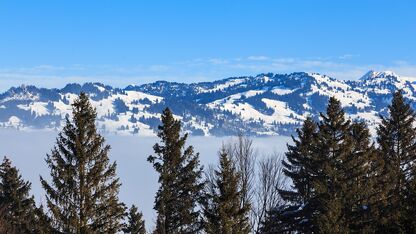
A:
[0, 1, 415, 90]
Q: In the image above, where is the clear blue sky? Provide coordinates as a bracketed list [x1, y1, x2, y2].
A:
[0, 1, 415, 90]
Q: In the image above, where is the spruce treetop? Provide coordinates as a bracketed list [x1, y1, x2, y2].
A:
[40, 92, 125, 233]
[148, 107, 204, 234]
[0, 156, 40, 233]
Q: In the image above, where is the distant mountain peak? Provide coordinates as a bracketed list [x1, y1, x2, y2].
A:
[360, 70, 398, 81]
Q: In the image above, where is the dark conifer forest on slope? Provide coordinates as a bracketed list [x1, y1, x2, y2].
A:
[2, 90, 416, 234]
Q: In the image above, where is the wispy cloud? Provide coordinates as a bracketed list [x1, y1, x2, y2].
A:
[247, 56, 270, 61]
[338, 54, 360, 60]
[207, 58, 229, 65]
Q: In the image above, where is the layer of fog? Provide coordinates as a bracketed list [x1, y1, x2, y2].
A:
[0, 129, 291, 229]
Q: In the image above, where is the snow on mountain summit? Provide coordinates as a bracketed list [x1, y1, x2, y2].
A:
[354, 70, 416, 99]
[0, 71, 415, 136]
[359, 70, 398, 81]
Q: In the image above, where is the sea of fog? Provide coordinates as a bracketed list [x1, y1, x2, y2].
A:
[0, 129, 291, 230]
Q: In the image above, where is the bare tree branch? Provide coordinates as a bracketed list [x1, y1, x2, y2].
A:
[230, 134, 257, 211]
[252, 152, 288, 234]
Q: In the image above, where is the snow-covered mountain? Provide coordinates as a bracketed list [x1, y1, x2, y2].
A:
[1, 71, 414, 136]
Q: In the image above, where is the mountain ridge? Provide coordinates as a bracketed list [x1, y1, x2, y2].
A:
[1, 71, 415, 136]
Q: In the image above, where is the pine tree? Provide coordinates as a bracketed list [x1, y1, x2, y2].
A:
[202, 148, 251, 234]
[0, 156, 38, 233]
[278, 116, 318, 232]
[408, 162, 416, 232]
[34, 205, 53, 233]
[313, 97, 353, 233]
[148, 108, 204, 234]
[311, 97, 383, 233]
[123, 205, 146, 234]
[40, 92, 126, 233]
[376, 90, 416, 232]
[267, 98, 383, 233]
[0, 204, 16, 234]
[344, 121, 381, 232]
[281, 117, 317, 203]
[260, 206, 292, 234]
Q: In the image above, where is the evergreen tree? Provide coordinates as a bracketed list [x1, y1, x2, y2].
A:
[376, 90, 416, 232]
[0, 156, 38, 233]
[202, 148, 251, 234]
[123, 205, 146, 234]
[33, 205, 54, 233]
[267, 98, 383, 233]
[312, 97, 381, 233]
[344, 121, 381, 232]
[40, 92, 126, 233]
[260, 206, 292, 234]
[278, 116, 318, 232]
[0, 204, 16, 234]
[408, 162, 416, 232]
[313, 97, 353, 233]
[148, 108, 204, 234]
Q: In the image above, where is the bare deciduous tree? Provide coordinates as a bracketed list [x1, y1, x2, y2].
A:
[220, 135, 289, 233]
[229, 134, 257, 212]
[252, 153, 288, 233]
[203, 164, 217, 202]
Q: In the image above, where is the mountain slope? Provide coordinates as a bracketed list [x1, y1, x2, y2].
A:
[1, 71, 415, 136]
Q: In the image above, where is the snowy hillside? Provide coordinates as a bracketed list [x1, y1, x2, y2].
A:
[0, 70, 414, 136]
